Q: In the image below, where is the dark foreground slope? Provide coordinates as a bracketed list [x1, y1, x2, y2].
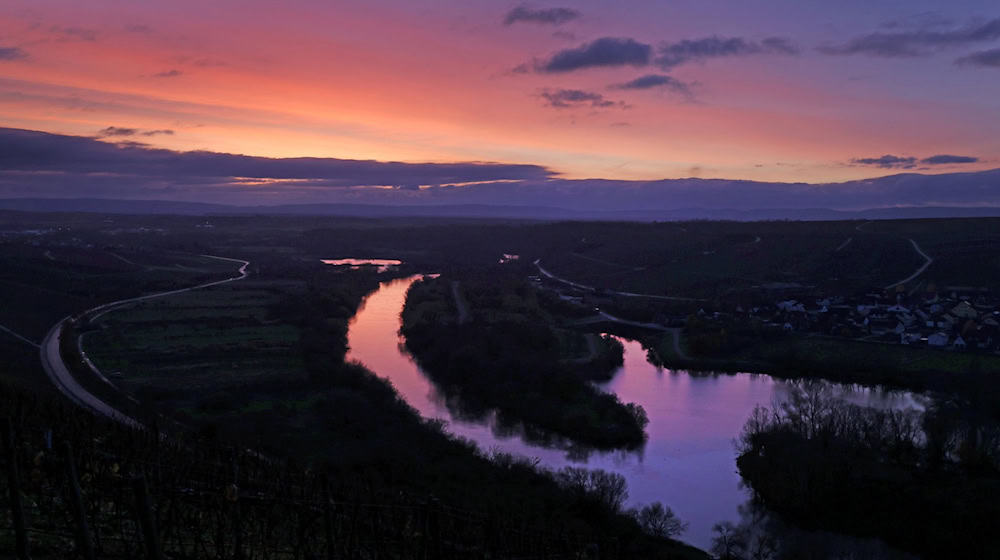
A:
[0, 377, 707, 559]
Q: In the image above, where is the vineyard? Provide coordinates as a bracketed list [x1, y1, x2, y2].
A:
[1, 381, 619, 559]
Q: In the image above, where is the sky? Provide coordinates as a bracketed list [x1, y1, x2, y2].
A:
[1, 1, 999, 207]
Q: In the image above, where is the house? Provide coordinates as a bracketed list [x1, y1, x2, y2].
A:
[952, 335, 967, 350]
[900, 332, 922, 345]
[936, 314, 957, 330]
[952, 301, 979, 319]
[928, 332, 950, 347]
[777, 300, 806, 313]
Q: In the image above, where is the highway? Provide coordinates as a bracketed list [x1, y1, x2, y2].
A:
[39, 255, 249, 427]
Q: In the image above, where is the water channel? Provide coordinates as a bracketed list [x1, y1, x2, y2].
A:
[345, 275, 925, 550]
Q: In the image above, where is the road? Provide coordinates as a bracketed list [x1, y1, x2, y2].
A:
[89, 255, 250, 321]
[39, 255, 250, 427]
[572, 313, 691, 361]
[450, 280, 470, 325]
[534, 259, 701, 302]
[573, 310, 668, 331]
[884, 239, 933, 289]
[666, 327, 690, 361]
[40, 318, 143, 428]
[0, 323, 39, 348]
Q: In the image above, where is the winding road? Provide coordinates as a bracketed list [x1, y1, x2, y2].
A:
[884, 239, 933, 290]
[573, 310, 669, 331]
[534, 259, 702, 302]
[39, 255, 250, 428]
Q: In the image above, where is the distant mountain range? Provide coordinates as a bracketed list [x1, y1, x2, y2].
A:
[3, 127, 1000, 218]
[3, 197, 1000, 222]
[0, 128, 1000, 220]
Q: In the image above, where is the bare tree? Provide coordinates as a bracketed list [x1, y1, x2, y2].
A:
[711, 521, 748, 560]
[631, 502, 688, 539]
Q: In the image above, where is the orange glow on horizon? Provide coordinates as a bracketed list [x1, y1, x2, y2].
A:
[1, 3, 996, 185]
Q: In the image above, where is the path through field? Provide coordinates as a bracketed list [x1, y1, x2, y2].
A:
[885, 239, 933, 289]
[0, 323, 39, 347]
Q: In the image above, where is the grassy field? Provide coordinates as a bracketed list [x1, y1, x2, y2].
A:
[83, 278, 306, 410]
[533, 220, 924, 299]
[870, 218, 1000, 289]
[740, 335, 1000, 376]
[0, 243, 239, 340]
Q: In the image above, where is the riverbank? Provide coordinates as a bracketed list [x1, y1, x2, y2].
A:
[401, 274, 647, 449]
[79, 265, 704, 558]
[643, 329, 1000, 400]
[736, 385, 1000, 558]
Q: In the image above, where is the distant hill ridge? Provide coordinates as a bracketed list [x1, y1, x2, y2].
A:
[3, 197, 1000, 221]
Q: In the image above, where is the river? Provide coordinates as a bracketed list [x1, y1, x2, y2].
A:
[345, 276, 925, 551]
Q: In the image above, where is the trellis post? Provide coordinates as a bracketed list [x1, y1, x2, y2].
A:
[132, 474, 164, 560]
[2, 418, 29, 560]
[62, 442, 96, 560]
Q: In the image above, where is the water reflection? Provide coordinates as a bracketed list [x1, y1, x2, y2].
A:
[345, 276, 925, 551]
[321, 258, 402, 272]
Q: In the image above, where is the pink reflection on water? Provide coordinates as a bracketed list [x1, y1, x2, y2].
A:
[322, 258, 402, 273]
[344, 276, 921, 551]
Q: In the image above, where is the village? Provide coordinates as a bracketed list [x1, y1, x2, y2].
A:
[751, 286, 1000, 353]
[528, 257, 1000, 357]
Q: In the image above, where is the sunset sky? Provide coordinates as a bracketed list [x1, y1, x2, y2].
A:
[1, 1, 999, 206]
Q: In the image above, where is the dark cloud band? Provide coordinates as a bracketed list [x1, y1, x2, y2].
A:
[504, 5, 580, 26]
[535, 35, 796, 73]
[852, 154, 980, 168]
[97, 127, 175, 138]
[539, 37, 651, 72]
[0, 128, 554, 187]
[921, 154, 979, 165]
[956, 48, 1000, 68]
[656, 36, 798, 69]
[819, 17, 1000, 57]
[852, 155, 917, 169]
[611, 74, 693, 99]
[0, 46, 27, 61]
[540, 88, 625, 109]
